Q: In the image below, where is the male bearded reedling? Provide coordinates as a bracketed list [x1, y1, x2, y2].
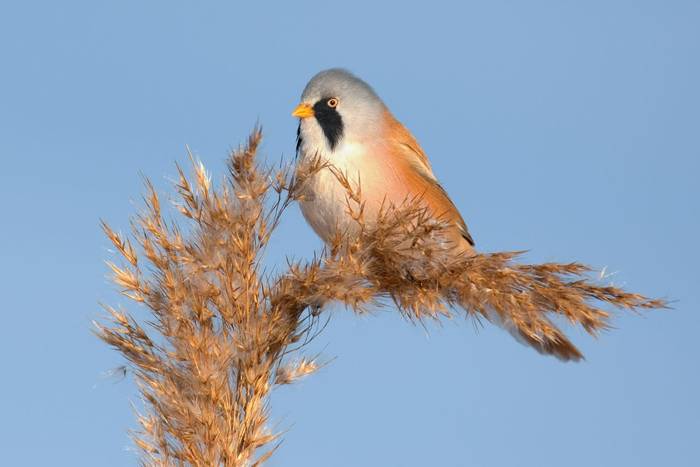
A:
[292, 68, 574, 360]
[293, 68, 475, 252]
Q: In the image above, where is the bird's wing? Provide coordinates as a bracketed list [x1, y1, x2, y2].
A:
[385, 113, 475, 247]
[382, 111, 439, 180]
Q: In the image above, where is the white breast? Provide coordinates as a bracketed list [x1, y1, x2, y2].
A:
[299, 140, 377, 243]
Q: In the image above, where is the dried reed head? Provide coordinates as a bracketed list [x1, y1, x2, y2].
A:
[97, 128, 667, 465]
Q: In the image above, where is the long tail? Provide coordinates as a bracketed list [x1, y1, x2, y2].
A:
[486, 310, 583, 362]
[485, 309, 583, 361]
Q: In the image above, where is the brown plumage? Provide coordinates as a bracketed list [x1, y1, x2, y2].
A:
[294, 68, 593, 359]
[382, 109, 475, 251]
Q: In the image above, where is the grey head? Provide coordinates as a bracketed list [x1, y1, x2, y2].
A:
[294, 69, 387, 153]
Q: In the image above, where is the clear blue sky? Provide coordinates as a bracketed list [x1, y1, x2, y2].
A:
[1, 1, 698, 466]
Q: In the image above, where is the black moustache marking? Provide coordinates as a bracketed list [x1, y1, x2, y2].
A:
[313, 98, 344, 150]
[295, 123, 303, 157]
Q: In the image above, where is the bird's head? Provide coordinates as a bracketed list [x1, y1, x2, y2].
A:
[293, 68, 387, 153]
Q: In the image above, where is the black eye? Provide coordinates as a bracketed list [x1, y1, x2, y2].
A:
[327, 98, 339, 108]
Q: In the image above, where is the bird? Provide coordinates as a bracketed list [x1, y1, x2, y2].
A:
[293, 68, 475, 255]
[292, 68, 580, 360]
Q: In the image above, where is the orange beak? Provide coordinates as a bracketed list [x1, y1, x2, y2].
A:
[292, 103, 315, 118]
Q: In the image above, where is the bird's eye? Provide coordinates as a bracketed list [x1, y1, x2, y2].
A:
[327, 98, 339, 108]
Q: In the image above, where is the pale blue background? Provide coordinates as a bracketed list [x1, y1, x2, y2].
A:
[1, 1, 698, 466]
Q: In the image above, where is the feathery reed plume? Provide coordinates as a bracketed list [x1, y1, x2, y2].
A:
[97, 128, 667, 465]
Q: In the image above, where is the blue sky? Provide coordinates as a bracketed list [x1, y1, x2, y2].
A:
[1, 1, 698, 466]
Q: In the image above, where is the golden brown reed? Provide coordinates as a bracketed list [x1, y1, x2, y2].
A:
[97, 128, 667, 466]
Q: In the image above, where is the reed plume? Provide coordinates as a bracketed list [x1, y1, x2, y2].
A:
[97, 128, 666, 465]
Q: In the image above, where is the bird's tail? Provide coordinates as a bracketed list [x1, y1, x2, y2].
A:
[484, 308, 584, 362]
